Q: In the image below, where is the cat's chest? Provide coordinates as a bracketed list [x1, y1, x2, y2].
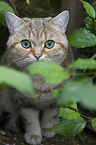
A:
[21, 74, 58, 109]
[14, 87, 57, 110]
[31, 74, 59, 92]
[6, 74, 58, 110]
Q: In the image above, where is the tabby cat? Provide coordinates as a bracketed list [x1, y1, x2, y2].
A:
[0, 11, 73, 144]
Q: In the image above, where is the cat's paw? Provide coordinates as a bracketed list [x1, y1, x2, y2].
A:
[42, 129, 56, 138]
[24, 133, 42, 145]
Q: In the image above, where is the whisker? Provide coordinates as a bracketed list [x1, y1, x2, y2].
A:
[11, 57, 25, 64]
[17, 61, 30, 71]
[19, 63, 27, 71]
[12, 63, 20, 70]
[8, 56, 33, 71]
[9, 57, 26, 70]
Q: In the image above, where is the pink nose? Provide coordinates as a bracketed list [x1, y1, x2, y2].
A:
[34, 53, 41, 60]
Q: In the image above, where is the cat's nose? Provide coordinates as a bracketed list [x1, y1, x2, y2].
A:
[34, 53, 41, 60]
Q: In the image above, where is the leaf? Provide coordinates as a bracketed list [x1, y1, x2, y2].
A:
[50, 116, 86, 136]
[58, 108, 80, 120]
[26, 60, 70, 84]
[80, 0, 95, 19]
[69, 103, 77, 110]
[57, 78, 81, 107]
[0, 1, 15, 26]
[68, 28, 96, 48]
[69, 58, 96, 70]
[57, 77, 96, 110]
[0, 66, 34, 96]
[92, 118, 96, 130]
[85, 17, 93, 29]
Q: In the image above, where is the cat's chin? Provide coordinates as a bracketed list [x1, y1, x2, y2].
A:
[39, 58, 51, 61]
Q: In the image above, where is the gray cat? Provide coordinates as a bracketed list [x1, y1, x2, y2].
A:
[0, 11, 73, 144]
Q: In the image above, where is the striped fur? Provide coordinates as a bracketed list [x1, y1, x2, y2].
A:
[1, 11, 73, 144]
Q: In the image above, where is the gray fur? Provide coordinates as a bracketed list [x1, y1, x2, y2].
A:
[0, 11, 73, 145]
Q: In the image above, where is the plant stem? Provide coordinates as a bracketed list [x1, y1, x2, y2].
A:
[93, 19, 96, 34]
[71, 71, 96, 77]
[9, 0, 19, 15]
[80, 113, 93, 120]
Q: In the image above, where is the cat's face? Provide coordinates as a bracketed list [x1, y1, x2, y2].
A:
[6, 11, 69, 69]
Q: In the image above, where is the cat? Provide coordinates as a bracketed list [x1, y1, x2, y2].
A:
[0, 11, 73, 145]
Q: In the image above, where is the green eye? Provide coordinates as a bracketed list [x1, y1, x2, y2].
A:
[21, 39, 31, 49]
[44, 40, 55, 49]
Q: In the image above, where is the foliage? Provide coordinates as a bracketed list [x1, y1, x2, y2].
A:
[0, 1, 15, 26]
[0, 0, 96, 138]
[58, 108, 80, 120]
[68, 0, 96, 47]
[50, 116, 86, 136]
[58, 77, 96, 109]
[68, 28, 96, 48]
[80, 0, 95, 19]
[83, 0, 96, 33]
[26, 60, 69, 84]
[92, 118, 96, 130]
[0, 66, 34, 96]
[69, 57, 96, 69]
[85, 16, 93, 29]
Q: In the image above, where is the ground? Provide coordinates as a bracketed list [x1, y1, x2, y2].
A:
[0, 128, 96, 145]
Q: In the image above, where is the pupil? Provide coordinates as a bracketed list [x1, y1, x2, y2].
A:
[48, 42, 51, 46]
[25, 42, 28, 46]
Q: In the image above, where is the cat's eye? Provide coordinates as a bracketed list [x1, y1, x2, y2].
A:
[44, 40, 55, 49]
[21, 39, 31, 49]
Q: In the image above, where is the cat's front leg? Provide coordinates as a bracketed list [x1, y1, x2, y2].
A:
[21, 108, 42, 145]
[41, 108, 59, 138]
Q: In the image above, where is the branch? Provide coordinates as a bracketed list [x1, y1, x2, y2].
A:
[9, 0, 19, 16]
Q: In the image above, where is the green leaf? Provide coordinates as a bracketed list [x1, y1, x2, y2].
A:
[69, 58, 96, 70]
[69, 103, 77, 110]
[57, 78, 81, 107]
[0, 66, 34, 96]
[57, 77, 96, 110]
[0, 1, 15, 26]
[68, 28, 96, 48]
[26, 60, 69, 84]
[80, 0, 95, 19]
[58, 108, 80, 120]
[50, 116, 86, 136]
[92, 118, 96, 130]
[85, 17, 93, 29]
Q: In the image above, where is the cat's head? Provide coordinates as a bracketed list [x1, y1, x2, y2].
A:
[5, 11, 69, 69]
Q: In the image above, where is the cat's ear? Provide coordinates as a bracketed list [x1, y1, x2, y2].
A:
[49, 11, 69, 33]
[5, 12, 25, 33]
